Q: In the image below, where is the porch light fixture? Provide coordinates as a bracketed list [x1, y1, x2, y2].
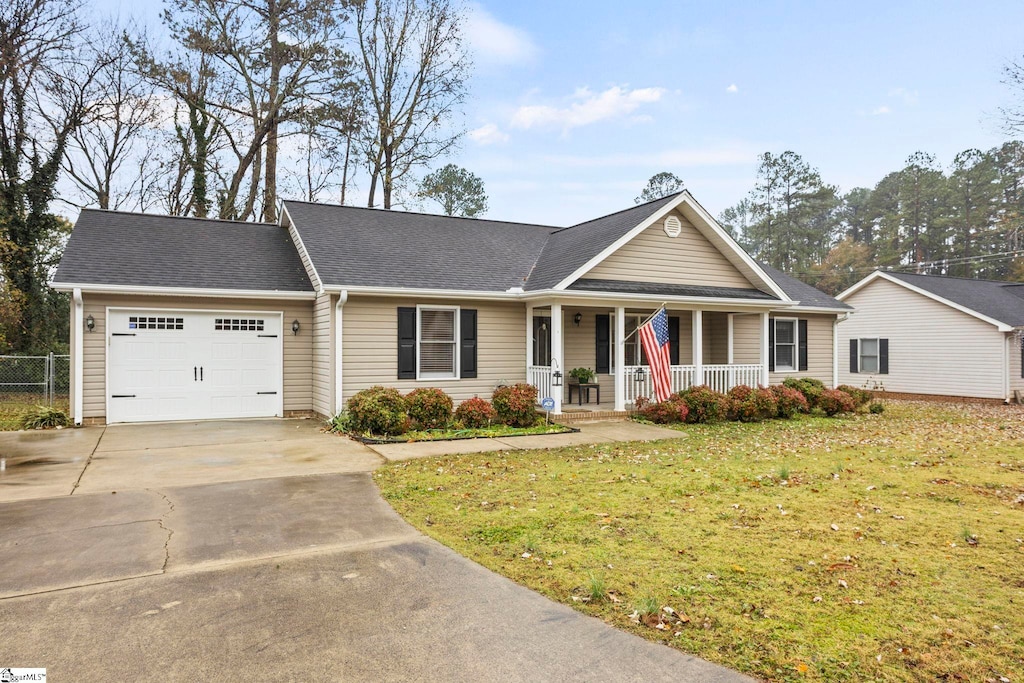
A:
[552, 370, 563, 387]
[291, 319, 300, 335]
[573, 312, 582, 327]
[633, 366, 646, 383]
[85, 314, 95, 333]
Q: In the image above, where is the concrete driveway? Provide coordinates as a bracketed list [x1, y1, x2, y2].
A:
[0, 420, 748, 682]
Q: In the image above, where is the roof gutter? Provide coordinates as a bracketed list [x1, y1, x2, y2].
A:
[50, 282, 317, 300]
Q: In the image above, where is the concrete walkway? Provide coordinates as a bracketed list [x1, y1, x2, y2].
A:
[0, 419, 749, 682]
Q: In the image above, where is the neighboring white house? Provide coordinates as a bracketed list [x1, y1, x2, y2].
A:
[837, 271, 1024, 402]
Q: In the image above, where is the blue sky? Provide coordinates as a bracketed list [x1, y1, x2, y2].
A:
[94, 0, 1024, 226]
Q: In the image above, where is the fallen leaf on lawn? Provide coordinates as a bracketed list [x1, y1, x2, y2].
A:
[831, 523, 840, 531]
[731, 564, 746, 573]
[838, 579, 849, 588]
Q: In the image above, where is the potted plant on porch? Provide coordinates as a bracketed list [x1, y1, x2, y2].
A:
[568, 368, 595, 384]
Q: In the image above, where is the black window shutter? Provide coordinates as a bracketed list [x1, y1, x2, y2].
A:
[879, 338, 889, 375]
[798, 319, 808, 372]
[768, 318, 775, 372]
[460, 309, 477, 379]
[668, 316, 680, 365]
[595, 314, 610, 374]
[849, 339, 858, 373]
[397, 307, 417, 379]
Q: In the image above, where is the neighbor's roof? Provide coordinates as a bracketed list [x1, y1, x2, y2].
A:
[52, 210, 313, 292]
[283, 200, 557, 292]
[758, 263, 853, 310]
[884, 272, 1024, 327]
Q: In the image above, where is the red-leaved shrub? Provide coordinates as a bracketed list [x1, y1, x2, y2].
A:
[728, 385, 778, 422]
[492, 383, 539, 427]
[454, 397, 497, 428]
[817, 389, 856, 416]
[835, 384, 872, 408]
[770, 384, 809, 418]
[346, 386, 409, 435]
[404, 387, 453, 429]
[678, 385, 730, 423]
[634, 395, 689, 424]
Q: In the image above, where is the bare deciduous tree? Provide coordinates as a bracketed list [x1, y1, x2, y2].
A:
[356, 0, 469, 209]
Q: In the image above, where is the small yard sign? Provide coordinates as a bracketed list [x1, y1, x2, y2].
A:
[540, 397, 555, 423]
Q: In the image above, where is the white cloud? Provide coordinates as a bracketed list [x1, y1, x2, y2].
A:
[888, 87, 919, 105]
[871, 105, 891, 116]
[510, 86, 666, 131]
[464, 4, 538, 66]
[726, 84, 738, 94]
[467, 123, 509, 145]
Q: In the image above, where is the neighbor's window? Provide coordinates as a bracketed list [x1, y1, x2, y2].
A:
[774, 318, 797, 372]
[859, 338, 879, 373]
[418, 306, 457, 379]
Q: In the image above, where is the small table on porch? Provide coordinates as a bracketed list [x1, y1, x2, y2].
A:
[568, 380, 600, 406]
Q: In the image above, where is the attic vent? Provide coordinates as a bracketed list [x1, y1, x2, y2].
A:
[664, 215, 682, 238]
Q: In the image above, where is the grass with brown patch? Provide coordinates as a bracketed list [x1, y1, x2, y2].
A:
[374, 402, 1024, 682]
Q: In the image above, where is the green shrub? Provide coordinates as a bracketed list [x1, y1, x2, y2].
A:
[492, 383, 539, 427]
[634, 395, 689, 424]
[405, 387, 453, 429]
[836, 384, 872, 408]
[727, 385, 778, 422]
[782, 377, 826, 408]
[869, 402, 885, 414]
[769, 384, 809, 418]
[346, 386, 410, 435]
[678, 385, 729, 423]
[817, 389, 856, 416]
[19, 405, 70, 429]
[454, 397, 497, 428]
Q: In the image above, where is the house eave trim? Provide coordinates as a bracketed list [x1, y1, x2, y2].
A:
[50, 282, 317, 300]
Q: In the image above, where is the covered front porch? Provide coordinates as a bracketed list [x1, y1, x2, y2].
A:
[525, 302, 772, 415]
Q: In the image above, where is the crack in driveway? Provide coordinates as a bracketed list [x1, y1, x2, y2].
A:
[150, 489, 176, 573]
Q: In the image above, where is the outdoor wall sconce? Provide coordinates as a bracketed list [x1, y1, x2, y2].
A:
[86, 315, 95, 332]
[552, 370, 563, 387]
[291, 319, 300, 335]
[633, 366, 646, 383]
[573, 312, 582, 326]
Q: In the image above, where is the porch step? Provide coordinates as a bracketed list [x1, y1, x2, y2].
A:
[556, 409, 635, 423]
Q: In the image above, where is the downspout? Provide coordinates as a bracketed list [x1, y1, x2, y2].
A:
[833, 313, 850, 389]
[1004, 332, 1011, 404]
[334, 290, 348, 415]
[72, 289, 84, 425]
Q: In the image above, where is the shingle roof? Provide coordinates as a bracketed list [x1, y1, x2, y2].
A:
[757, 263, 853, 310]
[884, 272, 1024, 326]
[524, 193, 681, 291]
[283, 200, 557, 292]
[569, 278, 779, 301]
[53, 210, 312, 292]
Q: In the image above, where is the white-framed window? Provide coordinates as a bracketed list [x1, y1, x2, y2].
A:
[774, 318, 798, 372]
[609, 315, 649, 372]
[858, 338, 879, 373]
[417, 305, 459, 379]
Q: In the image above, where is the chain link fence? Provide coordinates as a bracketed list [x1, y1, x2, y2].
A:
[0, 354, 70, 429]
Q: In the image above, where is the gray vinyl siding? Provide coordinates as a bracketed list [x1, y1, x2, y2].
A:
[584, 209, 757, 290]
[732, 314, 761, 365]
[733, 312, 835, 386]
[312, 293, 334, 417]
[340, 296, 526, 404]
[838, 278, 1006, 399]
[80, 294, 314, 420]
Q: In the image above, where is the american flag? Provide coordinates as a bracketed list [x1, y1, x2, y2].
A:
[638, 307, 672, 402]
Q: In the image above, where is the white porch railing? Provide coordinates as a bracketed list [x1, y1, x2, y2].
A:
[624, 363, 764, 403]
[527, 365, 553, 401]
[703, 364, 763, 394]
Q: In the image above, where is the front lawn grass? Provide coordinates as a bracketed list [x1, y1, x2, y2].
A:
[375, 402, 1024, 682]
[352, 421, 574, 443]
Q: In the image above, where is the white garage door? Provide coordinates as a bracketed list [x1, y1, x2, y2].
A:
[107, 309, 283, 423]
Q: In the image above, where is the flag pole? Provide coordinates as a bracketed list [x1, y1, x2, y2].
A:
[621, 302, 669, 344]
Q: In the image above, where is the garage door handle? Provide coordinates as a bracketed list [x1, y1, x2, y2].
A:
[257, 391, 277, 395]
[111, 394, 136, 398]
[194, 366, 197, 381]
[200, 366, 203, 382]
[258, 334, 278, 338]
[112, 333, 136, 336]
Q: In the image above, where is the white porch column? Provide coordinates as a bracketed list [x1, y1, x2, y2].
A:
[760, 312, 770, 386]
[551, 303, 563, 414]
[72, 288, 83, 426]
[832, 317, 839, 389]
[333, 290, 348, 415]
[692, 309, 703, 386]
[727, 313, 735, 388]
[614, 306, 626, 411]
[526, 306, 534, 370]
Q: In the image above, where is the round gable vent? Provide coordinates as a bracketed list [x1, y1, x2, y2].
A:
[664, 215, 682, 238]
